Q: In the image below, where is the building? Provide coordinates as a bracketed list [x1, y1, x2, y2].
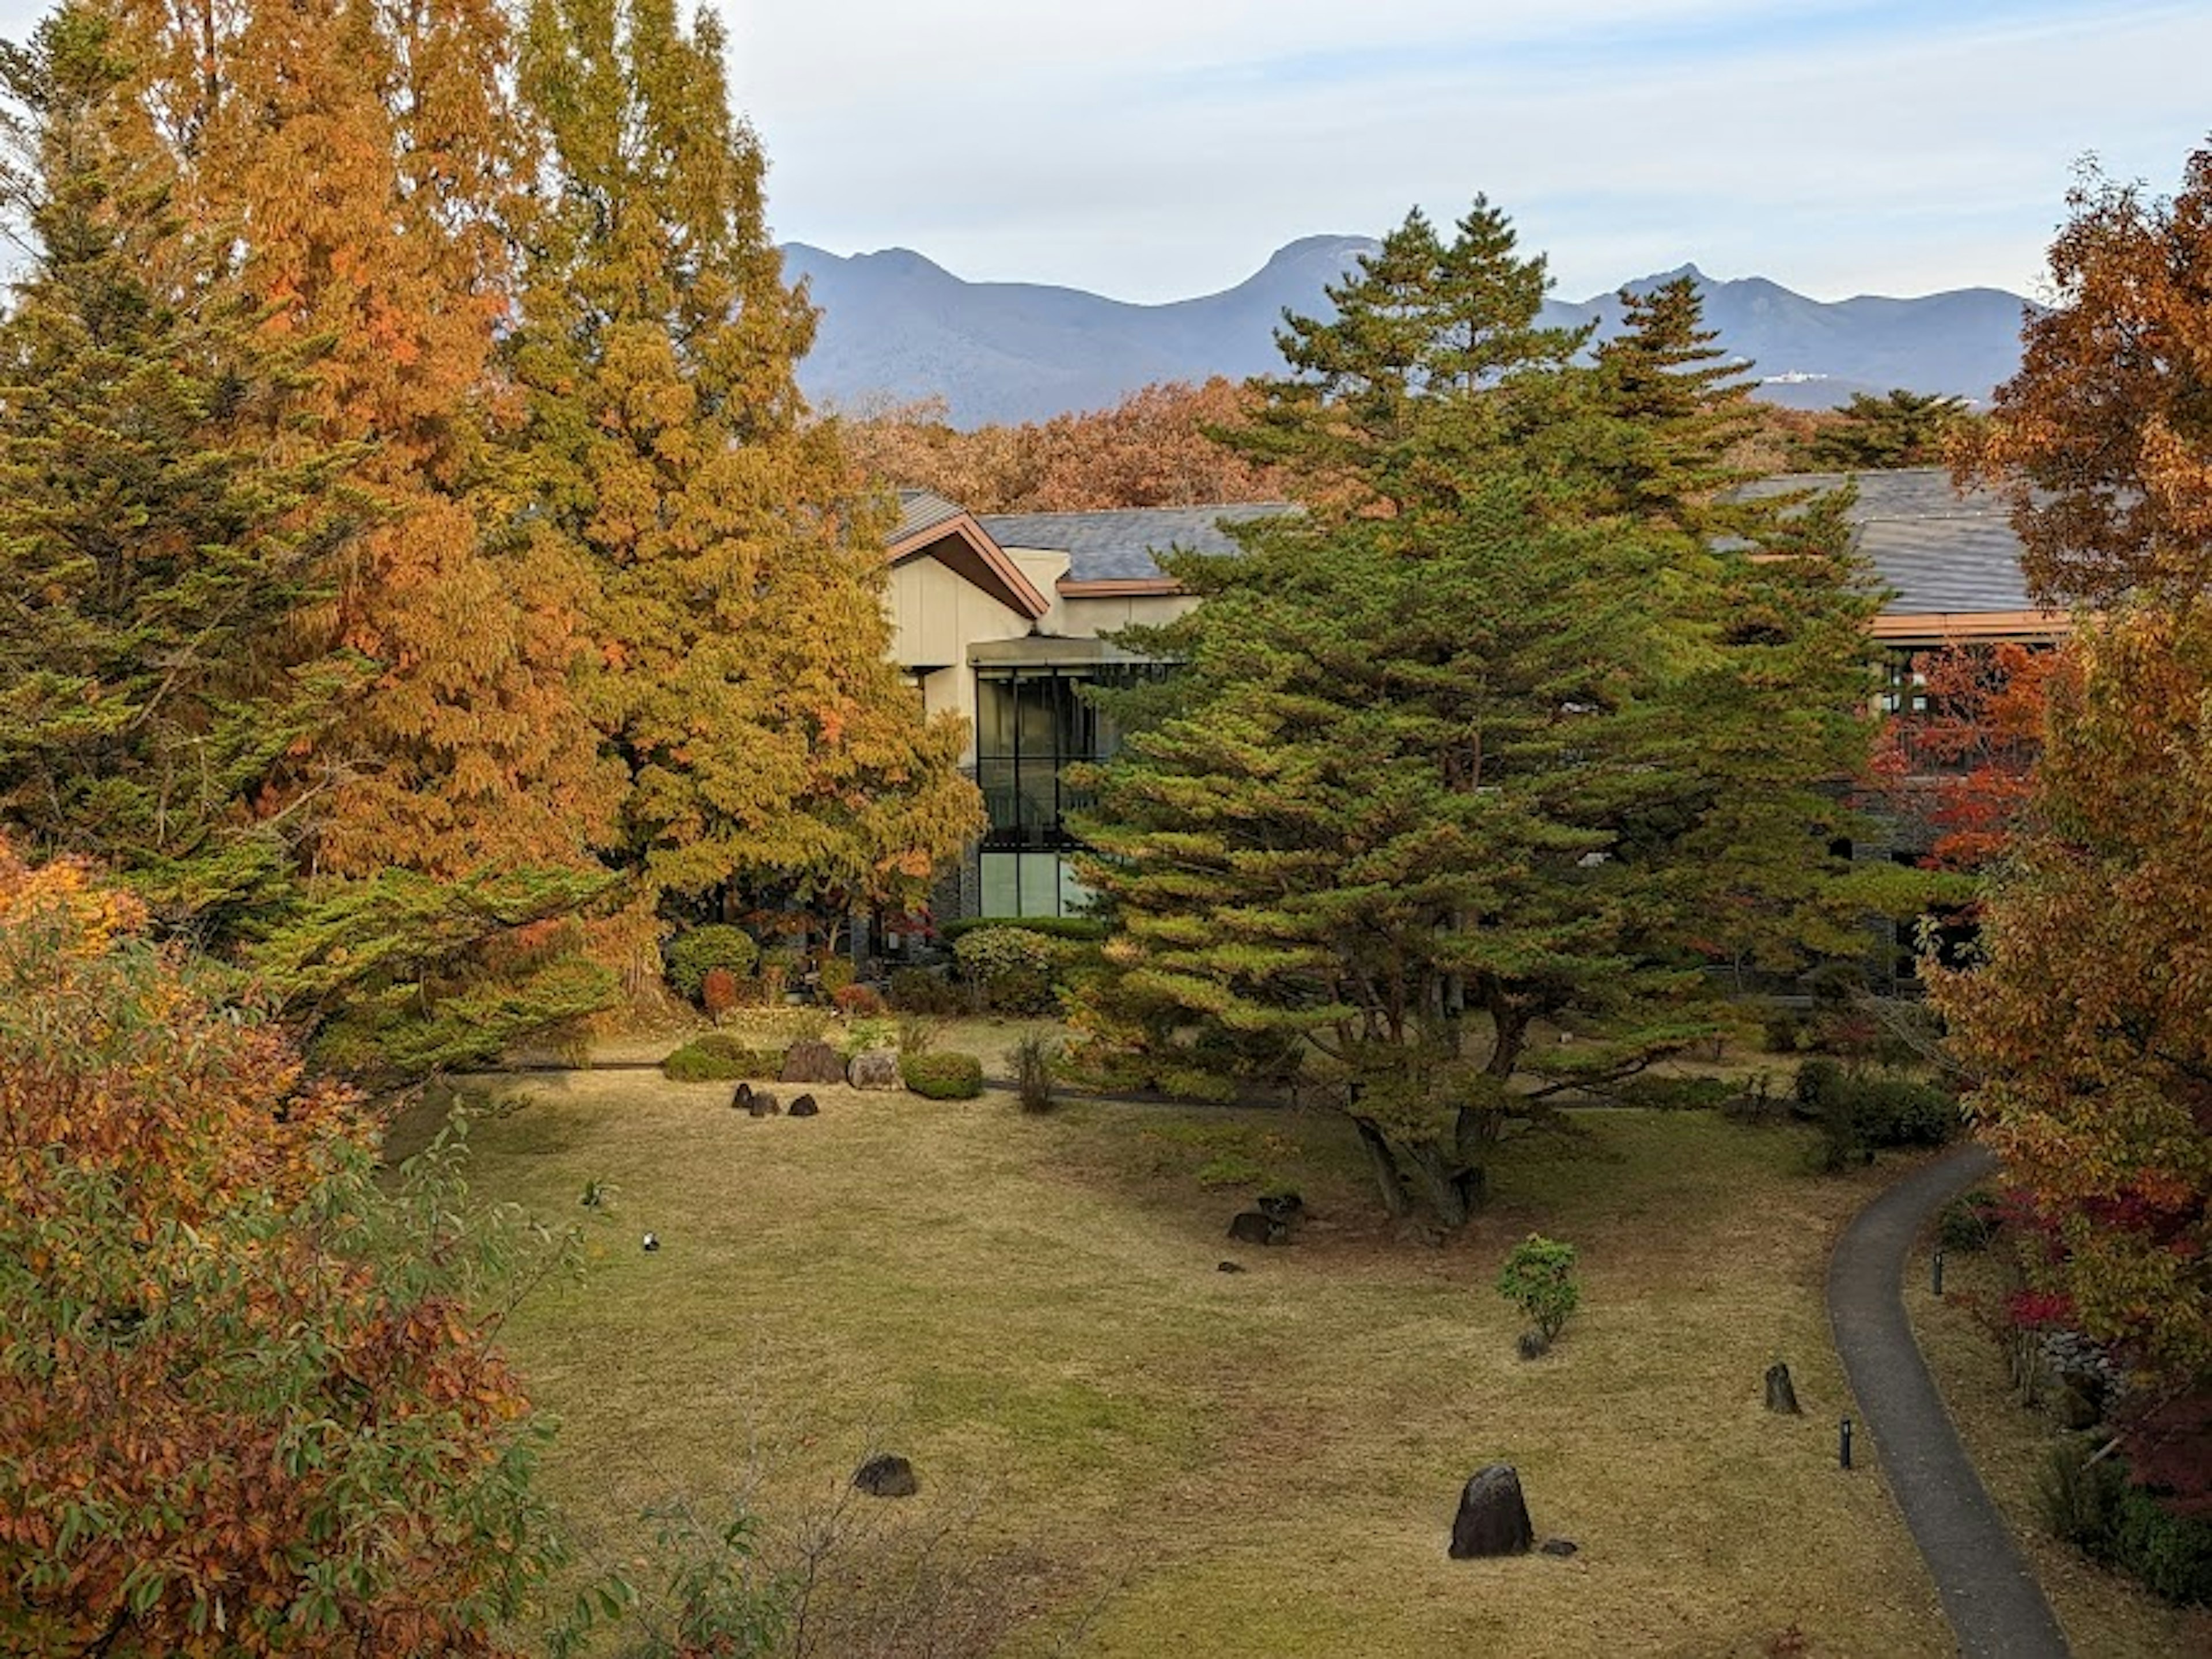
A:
[883, 470, 2061, 925]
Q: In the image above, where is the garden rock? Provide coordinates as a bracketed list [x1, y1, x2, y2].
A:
[782, 1039, 846, 1085]
[847, 1046, 902, 1090]
[729, 1081, 753, 1111]
[1539, 1537, 1579, 1558]
[1257, 1192, 1304, 1224]
[1217, 1260, 1247, 1274]
[852, 1454, 919, 1498]
[787, 1093, 819, 1118]
[1227, 1210, 1286, 1246]
[1765, 1361, 1802, 1415]
[1517, 1331, 1550, 1362]
[1449, 1464, 1534, 1559]
[747, 1090, 781, 1118]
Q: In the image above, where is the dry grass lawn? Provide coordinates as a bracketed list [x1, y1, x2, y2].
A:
[440, 1056, 1960, 1657]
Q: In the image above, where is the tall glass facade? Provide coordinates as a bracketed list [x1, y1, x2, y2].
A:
[971, 664, 1156, 916]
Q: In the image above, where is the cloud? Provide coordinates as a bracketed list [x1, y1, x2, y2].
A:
[726, 0, 2212, 302]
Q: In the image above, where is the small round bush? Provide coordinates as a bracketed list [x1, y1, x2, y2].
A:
[952, 927, 1060, 1014]
[900, 1051, 985, 1100]
[662, 1043, 748, 1082]
[817, 955, 857, 998]
[666, 926, 760, 1003]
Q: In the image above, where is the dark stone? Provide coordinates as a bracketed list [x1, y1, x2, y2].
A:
[730, 1081, 753, 1111]
[748, 1091, 782, 1118]
[2056, 1378, 2103, 1431]
[1517, 1330, 1550, 1362]
[852, 1454, 919, 1498]
[1257, 1191, 1305, 1223]
[641, 1232, 660, 1253]
[1765, 1361, 1803, 1415]
[787, 1093, 820, 1118]
[847, 1046, 902, 1090]
[1539, 1537, 1578, 1558]
[1217, 1260, 1247, 1274]
[1227, 1210, 1287, 1246]
[782, 1039, 846, 1085]
[1448, 1464, 1534, 1559]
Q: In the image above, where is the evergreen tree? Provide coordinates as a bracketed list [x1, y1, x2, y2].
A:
[1810, 389, 1972, 472]
[0, 7, 366, 938]
[1077, 203, 1882, 1228]
[510, 0, 976, 929]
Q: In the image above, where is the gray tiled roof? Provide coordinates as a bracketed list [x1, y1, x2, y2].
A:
[976, 502, 1295, 582]
[892, 488, 967, 546]
[1744, 470, 2038, 616]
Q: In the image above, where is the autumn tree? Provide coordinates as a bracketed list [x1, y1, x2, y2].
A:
[0, 7, 366, 939]
[509, 0, 975, 934]
[1934, 143, 2212, 1501]
[0, 842, 562, 1655]
[1076, 202, 1882, 1228]
[104, 0, 620, 880]
[839, 377, 1288, 512]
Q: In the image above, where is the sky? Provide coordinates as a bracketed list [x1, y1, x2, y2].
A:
[717, 0, 2212, 305]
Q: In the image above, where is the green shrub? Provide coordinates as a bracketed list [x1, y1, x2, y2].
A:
[1611, 1074, 1734, 1112]
[1194, 1152, 1264, 1189]
[888, 967, 967, 1015]
[2039, 1440, 2212, 1604]
[1938, 1187, 2004, 1252]
[1497, 1234, 1580, 1342]
[1795, 1058, 1959, 1168]
[938, 915, 1106, 944]
[1013, 1031, 1058, 1113]
[816, 955, 857, 998]
[662, 1043, 747, 1082]
[900, 1051, 984, 1100]
[665, 926, 760, 1003]
[839, 1016, 899, 1059]
[951, 927, 1060, 1014]
[670, 1034, 783, 1078]
[1760, 1008, 1805, 1054]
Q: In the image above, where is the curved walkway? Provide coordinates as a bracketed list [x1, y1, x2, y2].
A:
[1827, 1145, 2071, 1658]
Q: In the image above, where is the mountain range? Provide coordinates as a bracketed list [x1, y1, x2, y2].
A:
[781, 236, 2037, 428]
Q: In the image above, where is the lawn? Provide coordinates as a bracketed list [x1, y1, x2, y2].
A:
[442, 1054, 1955, 1657]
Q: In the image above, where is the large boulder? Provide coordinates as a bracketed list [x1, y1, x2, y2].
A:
[787, 1093, 820, 1118]
[782, 1039, 846, 1085]
[847, 1046, 902, 1090]
[1449, 1464, 1534, 1559]
[747, 1090, 782, 1118]
[1227, 1210, 1286, 1246]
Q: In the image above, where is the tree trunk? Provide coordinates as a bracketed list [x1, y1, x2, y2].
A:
[1351, 1116, 1412, 1219]
[1403, 1140, 1472, 1231]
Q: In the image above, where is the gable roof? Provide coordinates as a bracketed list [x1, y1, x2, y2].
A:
[887, 489, 1051, 620]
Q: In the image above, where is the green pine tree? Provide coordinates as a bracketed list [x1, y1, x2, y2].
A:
[0, 7, 369, 939]
[1075, 202, 1885, 1229]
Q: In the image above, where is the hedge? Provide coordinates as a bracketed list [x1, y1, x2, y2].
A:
[900, 1051, 984, 1100]
[938, 915, 1107, 944]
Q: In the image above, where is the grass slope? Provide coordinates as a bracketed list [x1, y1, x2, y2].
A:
[456, 1070, 1948, 1657]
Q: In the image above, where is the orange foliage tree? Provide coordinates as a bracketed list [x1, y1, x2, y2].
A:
[1934, 141, 2212, 1493]
[840, 377, 1289, 512]
[0, 843, 563, 1654]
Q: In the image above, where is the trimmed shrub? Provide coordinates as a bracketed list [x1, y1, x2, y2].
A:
[952, 927, 1060, 1015]
[1938, 1187, 2004, 1252]
[1497, 1234, 1580, 1342]
[1795, 1058, 1959, 1169]
[887, 967, 967, 1015]
[2039, 1439, 2212, 1604]
[939, 915, 1106, 945]
[817, 955, 857, 998]
[662, 1043, 747, 1082]
[900, 1051, 984, 1100]
[700, 967, 740, 1023]
[681, 1033, 786, 1077]
[666, 926, 759, 1003]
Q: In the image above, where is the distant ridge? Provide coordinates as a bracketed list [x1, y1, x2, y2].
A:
[782, 239, 2035, 428]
